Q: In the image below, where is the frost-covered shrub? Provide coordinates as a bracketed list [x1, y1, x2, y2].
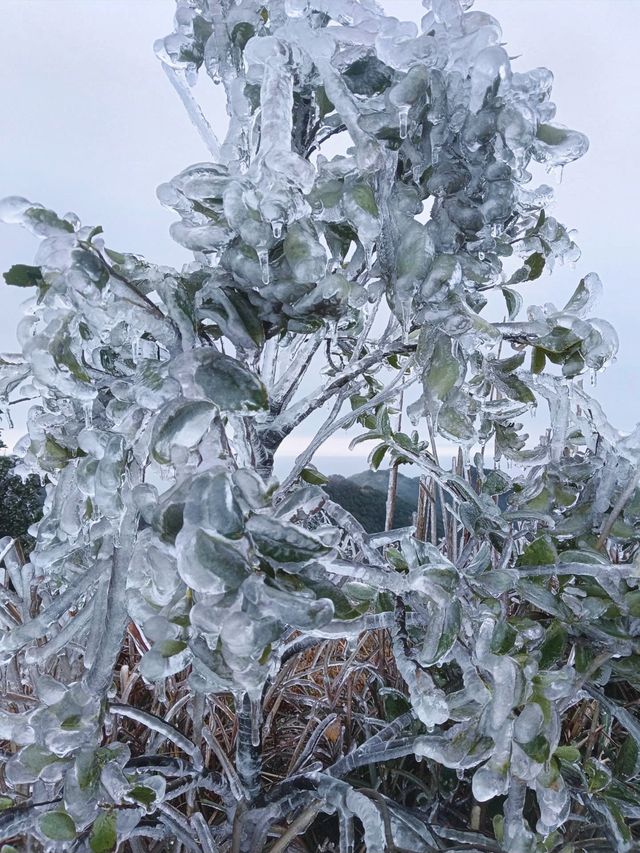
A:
[1, 1, 639, 851]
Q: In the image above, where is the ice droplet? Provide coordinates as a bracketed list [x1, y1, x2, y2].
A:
[285, 0, 308, 17]
[258, 248, 270, 285]
[0, 195, 30, 225]
[398, 105, 410, 139]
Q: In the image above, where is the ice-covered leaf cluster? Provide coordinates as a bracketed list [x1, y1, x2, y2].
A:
[1, 1, 639, 851]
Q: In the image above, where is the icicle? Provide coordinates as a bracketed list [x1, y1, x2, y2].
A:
[83, 401, 93, 428]
[257, 247, 270, 284]
[364, 242, 374, 271]
[590, 369, 597, 387]
[157, 63, 221, 160]
[339, 810, 355, 853]
[271, 219, 283, 239]
[250, 698, 262, 747]
[398, 105, 410, 139]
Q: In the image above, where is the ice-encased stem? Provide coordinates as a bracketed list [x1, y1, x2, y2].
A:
[110, 702, 201, 767]
[258, 50, 294, 157]
[84, 506, 137, 694]
[236, 693, 261, 800]
[160, 65, 222, 160]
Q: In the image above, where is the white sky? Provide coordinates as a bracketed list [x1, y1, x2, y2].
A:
[1, 0, 639, 475]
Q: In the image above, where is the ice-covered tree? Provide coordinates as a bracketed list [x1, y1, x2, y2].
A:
[1, 1, 640, 850]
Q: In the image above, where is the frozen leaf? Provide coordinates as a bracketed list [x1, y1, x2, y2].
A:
[176, 528, 249, 594]
[247, 515, 329, 564]
[38, 811, 77, 841]
[151, 399, 216, 464]
[89, 812, 117, 853]
[170, 349, 268, 412]
[3, 264, 44, 288]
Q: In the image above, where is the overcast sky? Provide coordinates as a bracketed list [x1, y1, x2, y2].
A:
[1, 0, 639, 474]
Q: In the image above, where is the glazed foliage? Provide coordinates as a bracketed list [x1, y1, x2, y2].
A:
[1, 1, 639, 851]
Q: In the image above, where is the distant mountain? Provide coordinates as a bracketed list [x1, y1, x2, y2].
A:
[323, 467, 504, 536]
[324, 469, 421, 533]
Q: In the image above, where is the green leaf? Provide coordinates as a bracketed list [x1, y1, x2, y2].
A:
[206, 288, 265, 350]
[315, 85, 334, 118]
[350, 183, 379, 217]
[128, 785, 157, 807]
[518, 536, 558, 567]
[434, 600, 462, 663]
[379, 687, 411, 721]
[192, 351, 268, 412]
[625, 590, 640, 617]
[502, 286, 522, 320]
[38, 811, 77, 841]
[554, 745, 581, 763]
[89, 812, 117, 853]
[536, 124, 573, 146]
[531, 347, 546, 374]
[300, 465, 328, 485]
[424, 335, 459, 403]
[177, 529, 249, 594]
[600, 798, 632, 847]
[0, 797, 13, 810]
[496, 372, 536, 404]
[4, 264, 44, 288]
[538, 622, 567, 669]
[614, 735, 640, 780]
[283, 221, 327, 283]
[525, 252, 545, 281]
[482, 470, 510, 496]
[438, 405, 475, 442]
[520, 733, 550, 763]
[158, 639, 188, 658]
[585, 757, 612, 792]
[231, 21, 254, 51]
[20, 744, 60, 775]
[151, 400, 216, 465]
[370, 443, 388, 471]
[247, 516, 329, 564]
[25, 206, 74, 234]
[491, 621, 517, 655]
[343, 56, 391, 96]
[184, 470, 244, 540]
